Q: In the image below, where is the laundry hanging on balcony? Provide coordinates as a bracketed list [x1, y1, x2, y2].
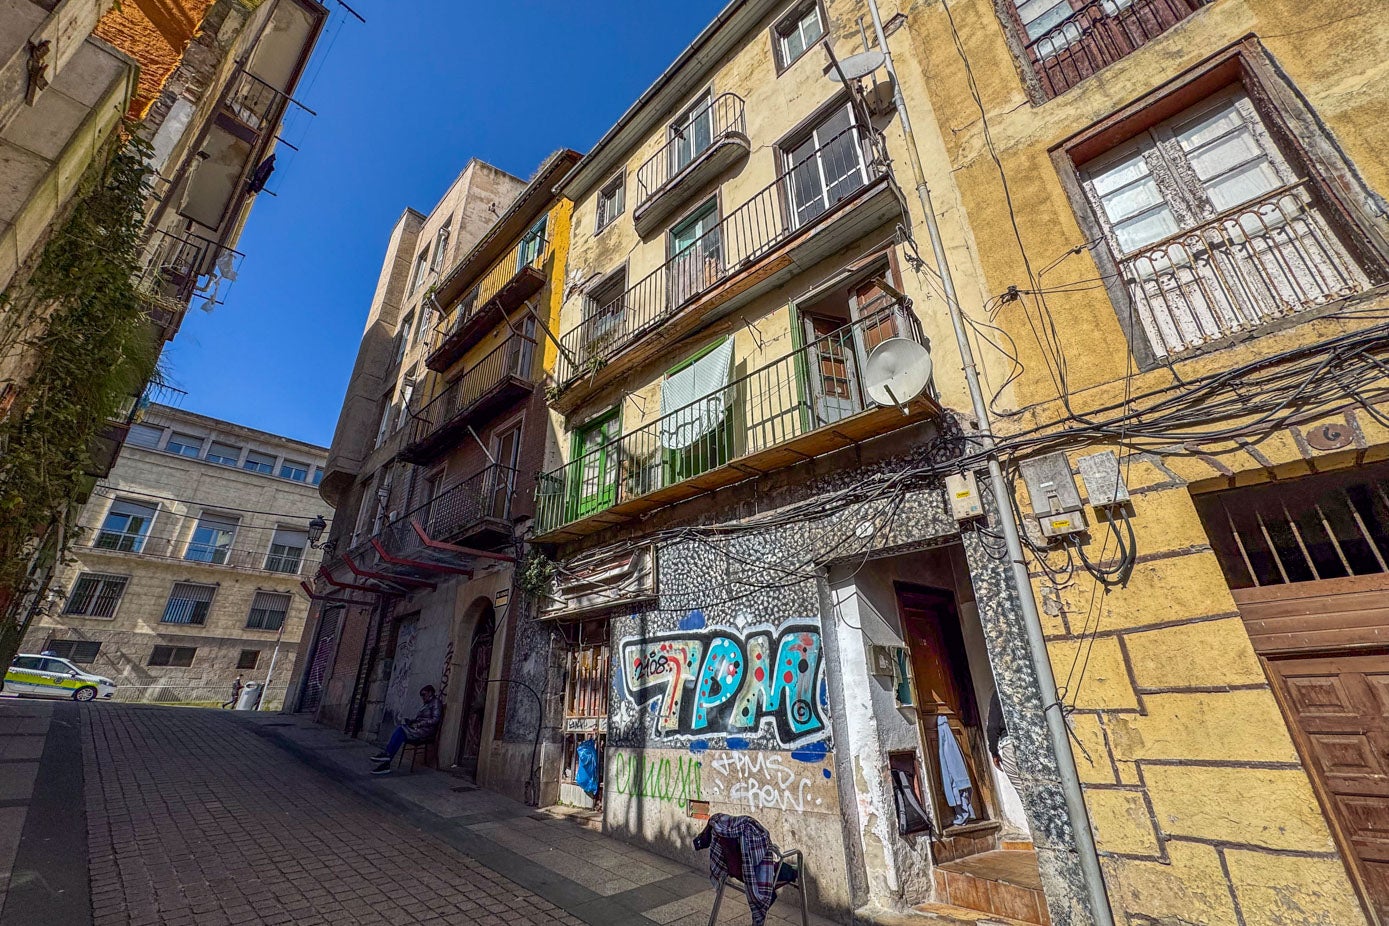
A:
[659, 339, 734, 451]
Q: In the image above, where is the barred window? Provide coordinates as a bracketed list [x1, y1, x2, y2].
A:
[246, 591, 290, 631]
[148, 645, 196, 667]
[161, 583, 216, 625]
[46, 639, 102, 664]
[64, 574, 129, 618]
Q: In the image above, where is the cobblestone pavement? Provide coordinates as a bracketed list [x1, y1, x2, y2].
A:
[0, 700, 850, 926]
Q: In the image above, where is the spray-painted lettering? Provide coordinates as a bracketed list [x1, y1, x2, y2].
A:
[609, 752, 704, 808]
[620, 624, 824, 744]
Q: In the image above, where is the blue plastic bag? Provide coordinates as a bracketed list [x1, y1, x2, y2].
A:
[575, 738, 600, 797]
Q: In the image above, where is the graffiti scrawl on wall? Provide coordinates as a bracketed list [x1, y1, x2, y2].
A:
[617, 621, 826, 746]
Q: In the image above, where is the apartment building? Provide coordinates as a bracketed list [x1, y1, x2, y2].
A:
[284, 155, 571, 786]
[22, 403, 328, 708]
[905, 0, 1389, 923]
[0, 0, 328, 669]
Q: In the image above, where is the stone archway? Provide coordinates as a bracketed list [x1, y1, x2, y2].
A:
[454, 600, 495, 778]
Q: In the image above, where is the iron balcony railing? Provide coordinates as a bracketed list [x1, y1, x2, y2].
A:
[224, 68, 286, 133]
[366, 463, 517, 555]
[134, 229, 245, 318]
[431, 235, 550, 353]
[537, 302, 922, 533]
[1024, 0, 1209, 98]
[1118, 180, 1370, 360]
[558, 125, 882, 385]
[635, 93, 747, 207]
[406, 333, 537, 448]
[90, 528, 320, 575]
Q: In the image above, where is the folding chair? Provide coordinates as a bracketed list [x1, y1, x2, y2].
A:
[707, 833, 808, 926]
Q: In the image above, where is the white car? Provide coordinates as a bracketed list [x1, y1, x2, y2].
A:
[5, 654, 117, 701]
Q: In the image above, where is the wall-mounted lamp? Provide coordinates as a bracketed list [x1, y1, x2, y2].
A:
[308, 515, 328, 548]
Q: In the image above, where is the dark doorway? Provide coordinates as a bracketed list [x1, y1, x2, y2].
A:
[457, 603, 495, 778]
[896, 584, 997, 846]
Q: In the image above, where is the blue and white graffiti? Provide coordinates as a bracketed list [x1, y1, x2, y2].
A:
[619, 621, 827, 746]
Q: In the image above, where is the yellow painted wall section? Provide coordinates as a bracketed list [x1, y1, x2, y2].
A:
[899, 0, 1389, 921]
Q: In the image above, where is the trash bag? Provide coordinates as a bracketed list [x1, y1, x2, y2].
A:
[575, 738, 600, 797]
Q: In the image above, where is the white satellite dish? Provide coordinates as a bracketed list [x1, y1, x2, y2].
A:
[827, 49, 886, 83]
[864, 338, 932, 410]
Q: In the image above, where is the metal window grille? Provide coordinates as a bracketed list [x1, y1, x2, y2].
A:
[47, 639, 102, 664]
[148, 645, 197, 667]
[247, 591, 290, 631]
[161, 583, 216, 625]
[64, 574, 129, 618]
[264, 538, 305, 574]
[1194, 463, 1389, 589]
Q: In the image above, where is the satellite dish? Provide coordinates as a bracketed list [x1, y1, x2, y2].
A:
[827, 50, 886, 83]
[864, 338, 932, 409]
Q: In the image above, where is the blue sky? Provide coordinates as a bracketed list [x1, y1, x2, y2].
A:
[163, 0, 727, 448]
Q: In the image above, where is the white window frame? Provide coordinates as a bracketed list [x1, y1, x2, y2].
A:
[775, 1, 825, 70]
[596, 173, 625, 233]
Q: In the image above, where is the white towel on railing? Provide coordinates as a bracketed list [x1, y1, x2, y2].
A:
[659, 339, 734, 451]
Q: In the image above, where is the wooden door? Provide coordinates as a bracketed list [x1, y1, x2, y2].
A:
[898, 585, 993, 839]
[457, 606, 495, 777]
[1266, 652, 1389, 921]
[850, 279, 899, 351]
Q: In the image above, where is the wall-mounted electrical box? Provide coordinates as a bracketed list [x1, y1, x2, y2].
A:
[868, 644, 899, 678]
[1019, 452, 1088, 539]
[945, 471, 984, 521]
[1077, 450, 1131, 507]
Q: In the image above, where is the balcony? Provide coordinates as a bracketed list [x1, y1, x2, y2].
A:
[535, 303, 937, 541]
[1024, 0, 1210, 99]
[135, 229, 244, 337]
[1117, 181, 1373, 360]
[86, 528, 321, 575]
[633, 93, 750, 237]
[223, 69, 288, 135]
[427, 235, 550, 372]
[317, 464, 518, 594]
[400, 333, 539, 464]
[553, 125, 901, 414]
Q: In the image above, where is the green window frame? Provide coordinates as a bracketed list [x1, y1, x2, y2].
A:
[518, 215, 548, 270]
[569, 408, 621, 520]
[660, 338, 735, 486]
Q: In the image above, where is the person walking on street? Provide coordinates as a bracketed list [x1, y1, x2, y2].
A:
[222, 675, 243, 709]
[370, 685, 442, 775]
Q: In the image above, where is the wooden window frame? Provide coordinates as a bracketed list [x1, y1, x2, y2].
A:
[595, 172, 626, 235]
[771, 0, 828, 75]
[1051, 41, 1389, 369]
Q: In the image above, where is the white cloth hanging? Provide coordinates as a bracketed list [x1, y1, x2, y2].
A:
[659, 339, 734, 450]
[936, 714, 973, 824]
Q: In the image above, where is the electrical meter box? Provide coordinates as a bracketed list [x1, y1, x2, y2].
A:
[945, 471, 984, 521]
[1077, 450, 1131, 507]
[1019, 452, 1088, 539]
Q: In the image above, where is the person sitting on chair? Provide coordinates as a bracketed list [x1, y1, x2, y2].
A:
[370, 685, 441, 775]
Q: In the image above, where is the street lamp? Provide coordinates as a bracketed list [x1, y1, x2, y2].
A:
[307, 514, 328, 547]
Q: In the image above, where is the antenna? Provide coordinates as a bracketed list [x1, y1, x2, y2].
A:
[826, 49, 886, 83]
[863, 338, 932, 414]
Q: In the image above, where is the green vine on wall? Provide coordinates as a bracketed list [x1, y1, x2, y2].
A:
[0, 131, 159, 664]
[516, 551, 557, 601]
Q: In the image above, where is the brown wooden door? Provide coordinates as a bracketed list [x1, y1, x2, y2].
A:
[850, 279, 899, 350]
[804, 314, 861, 425]
[898, 585, 993, 839]
[1266, 652, 1389, 920]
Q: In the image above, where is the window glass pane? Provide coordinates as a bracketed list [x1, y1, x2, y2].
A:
[49, 640, 101, 664]
[243, 451, 275, 474]
[266, 528, 308, 573]
[1015, 0, 1074, 39]
[166, 433, 203, 457]
[1089, 153, 1151, 197]
[1099, 175, 1166, 223]
[97, 500, 157, 552]
[1203, 160, 1283, 213]
[279, 460, 309, 482]
[247, 591, 290, 630]
[206, 442, 240, 466]
[64, 574, 127, 617]
[1088, 150, 1179, 253]
[12, 657, 43, 670]
[1112, 207, 1181, 253]
[127, 424, 162, 448]
[186, 515, 238, 564]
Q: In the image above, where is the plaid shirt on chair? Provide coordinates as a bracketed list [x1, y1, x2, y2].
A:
[702, 813, 777, 925]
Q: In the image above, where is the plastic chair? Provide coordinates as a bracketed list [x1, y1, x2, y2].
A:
[707, 833, 808, 926]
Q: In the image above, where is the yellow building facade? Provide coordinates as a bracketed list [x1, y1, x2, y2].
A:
[905, 0, 1389, 921]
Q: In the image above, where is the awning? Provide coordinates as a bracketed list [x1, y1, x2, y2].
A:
[659, 338, 734, 450]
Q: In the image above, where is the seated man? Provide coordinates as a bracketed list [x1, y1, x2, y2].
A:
[370, 685, 442, 775]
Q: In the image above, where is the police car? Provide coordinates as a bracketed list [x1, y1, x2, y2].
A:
[5, 654, 117, 701]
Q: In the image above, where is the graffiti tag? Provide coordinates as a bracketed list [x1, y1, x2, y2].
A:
[609, 752, 704, 809]
[706, 750, 827, 813]
[620, 623, 825, 744]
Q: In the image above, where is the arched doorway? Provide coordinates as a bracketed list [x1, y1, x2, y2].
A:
[456, 602, 495, 778]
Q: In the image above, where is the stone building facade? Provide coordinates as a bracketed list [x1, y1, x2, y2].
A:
[22, 403, 328, 708]
[285, 152, 583, 804]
